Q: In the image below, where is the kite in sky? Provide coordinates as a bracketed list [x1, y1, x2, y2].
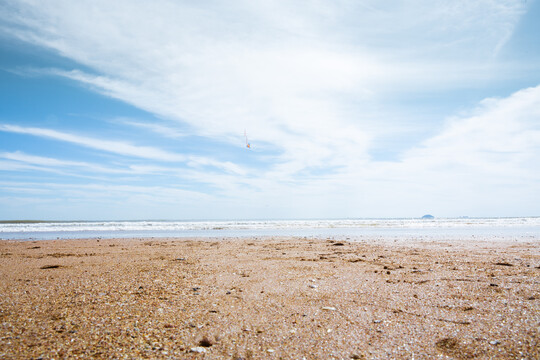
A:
[244, 130, 251, 149]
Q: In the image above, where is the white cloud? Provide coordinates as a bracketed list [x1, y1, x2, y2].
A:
[0, 124, 248, 175]
[403, 85, 540, 173]
[1, 1, 528, 167]
[0, 124, 186, 161]
[350, 84, 540, 216]
[0, 151, 128, 174]
[118, 119, 187, 139]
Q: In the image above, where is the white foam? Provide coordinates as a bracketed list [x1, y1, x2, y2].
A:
[1, 217, 539, 233]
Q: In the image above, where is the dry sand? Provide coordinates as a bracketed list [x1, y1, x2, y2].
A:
[0, 236, 538, 359]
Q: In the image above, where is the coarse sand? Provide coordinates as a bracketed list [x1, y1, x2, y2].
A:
[0, 237, 538, 359]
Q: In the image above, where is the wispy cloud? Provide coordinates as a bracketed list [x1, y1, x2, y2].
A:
[0, 151, 128, 174]
[0, 124, 249, 178]
[118, 119, 187, 139]
[0, 124, 186, 161]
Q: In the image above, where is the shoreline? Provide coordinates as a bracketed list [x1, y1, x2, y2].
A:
[2, 217, 539, 242]
[2, 228, 539, 242]
[1, 236, 538, 359]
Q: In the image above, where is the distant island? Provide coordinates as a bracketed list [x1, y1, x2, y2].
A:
[421, 214, 435, 219]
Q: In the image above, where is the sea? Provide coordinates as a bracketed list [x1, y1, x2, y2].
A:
[1, 217, 539, 241]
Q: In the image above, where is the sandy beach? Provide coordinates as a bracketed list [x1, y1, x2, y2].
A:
[0, 236, 538, 359]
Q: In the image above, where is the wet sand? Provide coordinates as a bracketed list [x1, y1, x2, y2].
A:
[0, 237, 538, 359]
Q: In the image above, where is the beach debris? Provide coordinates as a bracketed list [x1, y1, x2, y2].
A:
[40, 265, 61, 269]
[199, 336, 214, 347]
[373, 320, 382, 323]
[308, 284, 318, 289]
[435, 337, 459, 351]
[267, 349, 275, 353]
[322, 306, 336, 311]
[494, 262, 513, 267]
[490, 340, 500, 345]
[190, 346, 207, 353]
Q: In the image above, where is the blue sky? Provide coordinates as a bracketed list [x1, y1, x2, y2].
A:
[0, 0, 539, 220]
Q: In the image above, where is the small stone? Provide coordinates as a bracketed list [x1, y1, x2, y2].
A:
[308, 284, 318, 289]
[267, 349, 275, 353]
[190, 346, 207, 353]
[373, 320, 382, 323]
[490, 340, 500, 345]
[199, 336, 213, 347]
[322, 306, 336, 311]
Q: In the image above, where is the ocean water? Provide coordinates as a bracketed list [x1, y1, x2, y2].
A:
[1, 217, 539, 241]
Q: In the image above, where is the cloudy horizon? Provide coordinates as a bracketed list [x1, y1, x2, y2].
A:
[1, 0, 539, 220]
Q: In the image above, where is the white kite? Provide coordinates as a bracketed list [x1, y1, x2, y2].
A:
[244, 129, 251, 149]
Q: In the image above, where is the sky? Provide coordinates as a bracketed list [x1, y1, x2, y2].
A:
[0, 0, 539, 220]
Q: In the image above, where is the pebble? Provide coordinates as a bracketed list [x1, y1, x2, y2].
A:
[190, 346, 207, 353]
[322, 306, 336, 311]
[308, 284, 318, 289]
[490, 340, 500, 345]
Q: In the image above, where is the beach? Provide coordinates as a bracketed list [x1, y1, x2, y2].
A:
[0, 236, 538, 359]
